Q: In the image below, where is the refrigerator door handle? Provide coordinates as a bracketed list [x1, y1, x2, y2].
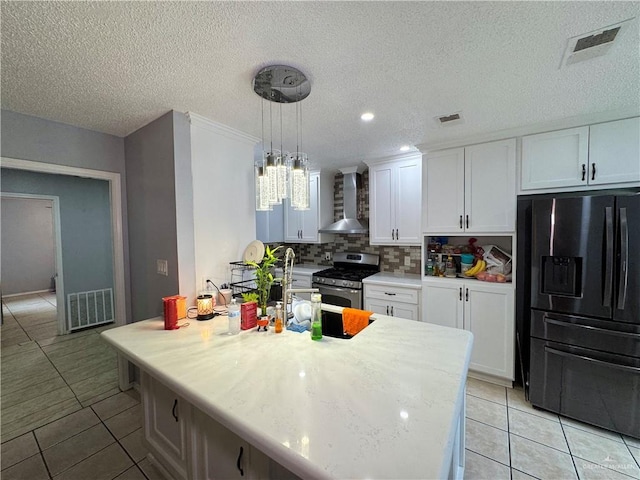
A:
[545, 346, 640, 374]
[617, 207, 629, 310]
[603, 207, 614, 307]
[543, 315, 640, 339]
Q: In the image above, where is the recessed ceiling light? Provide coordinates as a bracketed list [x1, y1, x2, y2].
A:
[361, 112, 374, 121]
[399, 145, 411, 152]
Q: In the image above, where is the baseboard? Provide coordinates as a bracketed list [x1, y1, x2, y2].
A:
[3, 289, 54, 298]
[468, 370, 513, 388]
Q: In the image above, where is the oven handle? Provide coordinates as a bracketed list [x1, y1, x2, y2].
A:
[544, 346, 640, 373]
[312, 284, 361, 295]
[543, 315, 640, 339]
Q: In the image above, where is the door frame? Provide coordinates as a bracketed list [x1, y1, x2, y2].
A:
[1, 156, 130, 389]
[1, 193, 66, 333]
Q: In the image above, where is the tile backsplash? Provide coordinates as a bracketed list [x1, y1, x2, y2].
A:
[279, 169, 421, 275]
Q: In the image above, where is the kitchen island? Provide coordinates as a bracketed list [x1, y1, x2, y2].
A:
[101, 308, 473, 480]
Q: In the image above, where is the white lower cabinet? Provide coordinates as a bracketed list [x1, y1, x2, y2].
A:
[142, 372, 297, 480]
[364, 284, 421, 321]
[191, 408, 269, 480]
[422, 279, 514, 380]
[142, 372, 190, 480]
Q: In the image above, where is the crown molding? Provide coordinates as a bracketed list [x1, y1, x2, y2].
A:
[362, 151, 422, 166]
[186, 112, 260, 146]
[417, 108, 639, 154]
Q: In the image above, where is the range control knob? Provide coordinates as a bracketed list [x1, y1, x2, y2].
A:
[330, 279, 336, 285]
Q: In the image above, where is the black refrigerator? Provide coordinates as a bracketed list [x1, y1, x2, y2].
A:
[517, 191, 640, 439]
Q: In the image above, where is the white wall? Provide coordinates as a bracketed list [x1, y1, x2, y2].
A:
[1, 197, 55, 294]
[188, 113, 259, 291]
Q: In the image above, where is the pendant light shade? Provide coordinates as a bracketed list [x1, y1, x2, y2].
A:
[253, 65, 311, 211]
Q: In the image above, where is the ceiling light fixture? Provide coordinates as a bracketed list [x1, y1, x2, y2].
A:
[253, 65, 311, 211]
[399, 145, 411, 152]
[361, 112, 375, 121]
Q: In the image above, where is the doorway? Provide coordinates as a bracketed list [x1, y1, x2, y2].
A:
[1, 194, 65, 336]
[1, 156, 129, 389]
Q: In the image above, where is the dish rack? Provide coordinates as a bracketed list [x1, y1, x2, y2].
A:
[229, 261, 257, 297]
[228, 260, 284, 299]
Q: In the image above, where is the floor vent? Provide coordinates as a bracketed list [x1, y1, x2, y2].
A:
[561, 19, 632, 67]
[67, 288, 114, 331]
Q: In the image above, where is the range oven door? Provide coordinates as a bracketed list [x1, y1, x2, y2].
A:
[529, 310, 640, 438]
[312, 283, 362, 339]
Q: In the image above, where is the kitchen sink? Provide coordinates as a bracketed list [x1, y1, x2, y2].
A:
[321, 311, 374, 339]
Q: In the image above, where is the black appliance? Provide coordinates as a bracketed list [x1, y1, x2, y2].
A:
[311, 252, 379, 338]
[519, 191, 640, 439]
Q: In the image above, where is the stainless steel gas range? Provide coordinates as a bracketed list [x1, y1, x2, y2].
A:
[311, 252, 379, 337]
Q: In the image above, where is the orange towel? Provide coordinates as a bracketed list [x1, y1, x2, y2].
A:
[342, 308, 373, 336]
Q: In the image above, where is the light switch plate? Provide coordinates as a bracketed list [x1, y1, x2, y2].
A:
[157, 259, 168, 276]
[404, 256, 411, 267]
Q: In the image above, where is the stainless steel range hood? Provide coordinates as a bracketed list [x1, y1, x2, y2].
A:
[319, 167, 369, 234]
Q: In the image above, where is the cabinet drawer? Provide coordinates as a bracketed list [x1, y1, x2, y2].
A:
[364, 285, 419, 304]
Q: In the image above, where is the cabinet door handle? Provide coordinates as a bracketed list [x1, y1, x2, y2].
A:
[591, 163, 596, 181]
[395, 228, 399, 239]
[391, 229, 395, 240]
[236, 446, 244, 476]
[465, 288, 469, 302]
[581, 164, 586, 181]
[172, 399, 178, 422]
[465, 215, 469, 229]
[459, 215, 463, 229]
[459, 287, 462, 301]
[390, 306, 394, 316]
[386, 305, 389, 315]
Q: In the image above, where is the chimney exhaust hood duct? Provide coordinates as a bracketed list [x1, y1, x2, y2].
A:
[319, 166, 368, 234]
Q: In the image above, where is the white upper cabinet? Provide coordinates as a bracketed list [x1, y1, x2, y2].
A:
[521, 118, 639, 192]
[256, 204, 284, 243]
[368, 156, 422, 245]
[589, 117, 640, 185]
[423, 139, 516, 234]
[521, 126, 589, 190]
[284, 171, 334, 244]
[422, 148, 465, 233]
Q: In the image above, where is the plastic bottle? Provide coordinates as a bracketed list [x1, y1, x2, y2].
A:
[275, 302, 283, 334]
[445, 255, 456, 277]
[426, 257, 435, 276]
[227, 298, 240, 335]
[310, 293, 322, 341]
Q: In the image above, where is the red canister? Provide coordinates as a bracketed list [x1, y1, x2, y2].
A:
[163, 297, 179, 330]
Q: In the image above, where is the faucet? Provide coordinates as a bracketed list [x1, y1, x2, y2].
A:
[282, 247, 319, 318]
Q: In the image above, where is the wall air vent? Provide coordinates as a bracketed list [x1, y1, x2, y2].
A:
[434, 112, 464, 127]
[561, 18, 632, 67]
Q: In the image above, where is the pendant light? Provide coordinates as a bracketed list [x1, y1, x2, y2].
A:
[253, 65, 311, 211]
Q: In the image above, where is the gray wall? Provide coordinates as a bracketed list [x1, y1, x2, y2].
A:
[0, 109, 131, 321]
[1, 169, 114, 296]
[172, 111, 196, 307]
[1, 197, 55, 294]
[125, 111, 181, 321]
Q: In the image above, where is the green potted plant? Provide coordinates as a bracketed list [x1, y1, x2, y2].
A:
[245, 245, 281, 315]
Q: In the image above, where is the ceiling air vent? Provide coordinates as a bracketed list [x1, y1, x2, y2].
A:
[561, 18, 632, 67]
[434, 112, 464, 127]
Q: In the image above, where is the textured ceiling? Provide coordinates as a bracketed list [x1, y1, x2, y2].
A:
[2, 1, 639, 170]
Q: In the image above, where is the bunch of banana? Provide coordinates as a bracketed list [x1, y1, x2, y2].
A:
[464, 259, 486, 277]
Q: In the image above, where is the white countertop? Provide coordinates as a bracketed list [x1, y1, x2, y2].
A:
[291, 264, 327, 276]
[102, 310, 472, 479]
[363, 272, 423, 288]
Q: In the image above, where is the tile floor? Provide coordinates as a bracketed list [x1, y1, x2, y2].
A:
[1, 293, 166, 480]
[2, 293, 639, 479]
